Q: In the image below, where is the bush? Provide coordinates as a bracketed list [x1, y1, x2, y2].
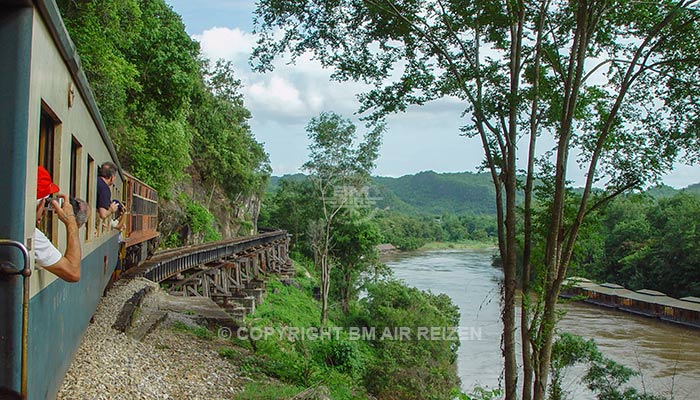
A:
[358, 280, 461, 400]
[181, 195, 221, 242]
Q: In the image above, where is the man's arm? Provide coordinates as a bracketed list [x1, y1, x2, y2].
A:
[45, 194, 82, 282]
[98, 201, 118, 219]
[98, 206, 110, 219]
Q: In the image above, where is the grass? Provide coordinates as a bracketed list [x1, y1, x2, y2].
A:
[218, 261, 368, 399]
[251, 278, 321, 328]
[172, 321, 214, 340]
[237, 382, 304, 400]
[160, 259, 386, 399]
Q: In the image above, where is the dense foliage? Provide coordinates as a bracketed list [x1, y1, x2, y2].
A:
[57, 0, 269, 198]
[269, 171, 509, 216]
[372, 171, 501, 215]
[377, 212, 497, 250]
[231, 262, 461, 400]
[549, 333, 666, 400]
[265, 171, 500, 250]
[350, 280, 461, 400]
[569, 192, 700, 298]
[181, 194, 222, 243]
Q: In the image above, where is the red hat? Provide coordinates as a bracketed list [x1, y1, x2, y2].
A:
[37, 166, 60, 199]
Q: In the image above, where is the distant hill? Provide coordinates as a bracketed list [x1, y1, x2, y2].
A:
[645, 184, 680, 199]
[372, 171, 497, 215]
[267, 173, 307, 192]
[644, 183, 700, 198]
[684, 183, 700, 195]
[268, 170, 499, 215]
[266, 172, 700, 216]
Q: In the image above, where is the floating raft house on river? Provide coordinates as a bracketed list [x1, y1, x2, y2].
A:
[561, 278, 700, 329]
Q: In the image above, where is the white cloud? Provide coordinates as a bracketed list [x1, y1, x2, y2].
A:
[194, 27, 255, 62]
[195, 27, 368, 123]
[247, 76, 306, 116]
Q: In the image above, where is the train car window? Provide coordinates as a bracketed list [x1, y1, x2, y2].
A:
[38, 107, 59, 241]
[86, 154, 95, 242]
[70, 137, 82, 199]
[38, 112, 55, 175]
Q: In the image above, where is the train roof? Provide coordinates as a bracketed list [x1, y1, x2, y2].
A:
[600, 282, 625, 289]
[567, 278, 700, 313]
[31, 0, 124, 180]
[681, 296, 700, 304]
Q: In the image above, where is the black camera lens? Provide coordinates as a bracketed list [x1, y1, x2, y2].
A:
[44, 195, 57, 210]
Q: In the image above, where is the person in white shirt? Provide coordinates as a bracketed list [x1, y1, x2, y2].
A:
[34, 166, 89, 282]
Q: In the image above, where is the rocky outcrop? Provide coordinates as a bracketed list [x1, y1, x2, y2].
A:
[158, 166, 262, 246]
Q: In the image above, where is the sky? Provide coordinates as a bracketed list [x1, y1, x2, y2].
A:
[165, 0, 699, 188]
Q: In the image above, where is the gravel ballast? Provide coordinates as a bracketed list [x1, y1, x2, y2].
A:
[57, 278, 244, 400]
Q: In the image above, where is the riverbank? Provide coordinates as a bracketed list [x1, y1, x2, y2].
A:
[418, 240, 497, 251]
[387, 248, 700, 399]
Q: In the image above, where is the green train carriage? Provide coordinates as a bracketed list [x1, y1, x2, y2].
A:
[1, 1, 125, 398]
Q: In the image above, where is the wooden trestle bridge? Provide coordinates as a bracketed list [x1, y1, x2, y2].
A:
[121, 229, 293, 320]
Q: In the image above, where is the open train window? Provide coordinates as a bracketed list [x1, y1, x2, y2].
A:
[38, 112, 55, 175]
[38, 107, 59, 241]
[86, 154, 95, 242]
[70, 137, 82, 199]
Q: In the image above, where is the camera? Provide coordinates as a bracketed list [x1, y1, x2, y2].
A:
[45, 196, 80, 216]
[44, 196, 62, 211]
[112, 200, 125, 218]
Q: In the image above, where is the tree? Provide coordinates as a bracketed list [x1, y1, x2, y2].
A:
[190, 59, 270, 200]
[59, 0, 201, 193]
[261, 178, 322, 254]
[302, 112, 383, 325]
[549, 333, 665, 400]
[253, 1, 700, 398]
[330, 213, 383, 314]
[359, 280, 461, 399]
[58, 0, 270, 199]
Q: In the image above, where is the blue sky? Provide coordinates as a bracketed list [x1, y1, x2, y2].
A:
[166, 0, 699, 188]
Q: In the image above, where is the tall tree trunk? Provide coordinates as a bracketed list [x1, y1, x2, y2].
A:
[521, 3, 548, 398]
[320, 254, 328, 325]
[533, 2, 594, 397]
[341, 267, 352, 314]
[503, 3, 525, 398]
[320, 222, 332, 326]
[503, 174, 519, 400]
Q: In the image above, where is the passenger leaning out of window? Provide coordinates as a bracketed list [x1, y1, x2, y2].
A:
[35, 166, 90, 282]
[97, 161, 119, 220]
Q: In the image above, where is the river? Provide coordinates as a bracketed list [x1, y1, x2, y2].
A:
[384, 249, 700, 400]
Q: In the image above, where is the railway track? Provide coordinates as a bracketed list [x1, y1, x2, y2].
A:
[121, 230, 291, 283]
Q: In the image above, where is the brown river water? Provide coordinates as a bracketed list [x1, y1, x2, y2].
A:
[385, 249, 700, 399]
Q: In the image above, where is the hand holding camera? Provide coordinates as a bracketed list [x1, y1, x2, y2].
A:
[49, 193, 77, 224]
[112, 200, 126, 219]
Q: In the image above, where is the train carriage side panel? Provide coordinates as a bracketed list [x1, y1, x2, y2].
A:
[26, 0, 123, 298]
[2, 1, 124, 398]
[0, 5, 34, 396]
[116, 171, 159, 272]
[123, 171, 160, 250]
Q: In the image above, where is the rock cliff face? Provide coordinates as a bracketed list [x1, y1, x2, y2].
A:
[157, 167, 261, 246]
